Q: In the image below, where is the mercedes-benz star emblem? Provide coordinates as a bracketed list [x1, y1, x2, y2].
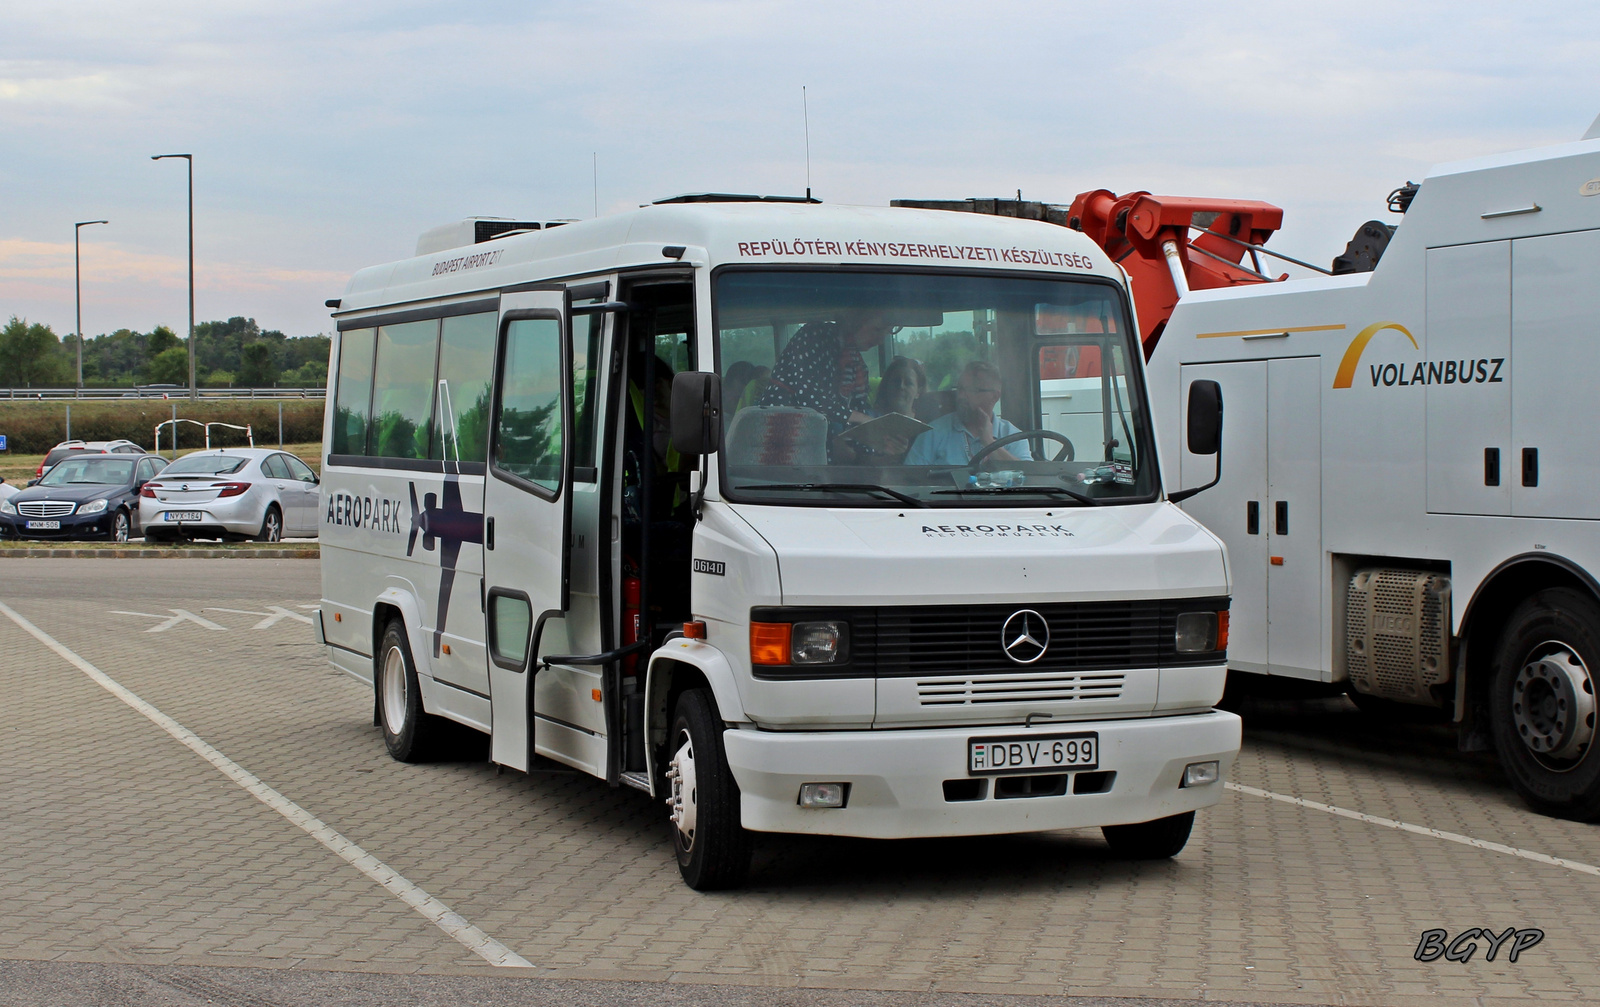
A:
[1001, 609, 1049, 664]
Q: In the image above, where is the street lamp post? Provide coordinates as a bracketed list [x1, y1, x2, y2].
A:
[74, 219, 109, 393]
[151, 153, 195, 400]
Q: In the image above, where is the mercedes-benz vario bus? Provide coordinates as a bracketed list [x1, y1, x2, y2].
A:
[316, 198, 1242, 889]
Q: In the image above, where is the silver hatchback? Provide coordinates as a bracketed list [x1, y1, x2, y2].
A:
[140, 448, 321, 542]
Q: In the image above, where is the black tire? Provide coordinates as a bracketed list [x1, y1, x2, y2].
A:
[375, 618, 448, 763]
[665, 688, 752, 890]
[1101, 811, 1195, 859]
[1488, 588, 1600, 821]
[111, 509, 131, 544]
[255, 505, 283, 543]
[142, 530, 171, 544]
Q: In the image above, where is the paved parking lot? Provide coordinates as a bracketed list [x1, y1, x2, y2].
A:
[1, 559, 1597, 1007]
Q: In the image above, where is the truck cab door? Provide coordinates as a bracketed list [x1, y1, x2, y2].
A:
[483, 288, 574, 771]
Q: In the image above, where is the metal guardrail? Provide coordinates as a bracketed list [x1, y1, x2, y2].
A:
[2, 387, 326, 400]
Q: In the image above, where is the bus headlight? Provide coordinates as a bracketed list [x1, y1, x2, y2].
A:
[792, 621, 848, 664]
[750, 619, 850, 665]
[1174, 611, 1224, 652]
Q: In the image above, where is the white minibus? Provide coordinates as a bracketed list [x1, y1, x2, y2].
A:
[317, 198, 1242, 888]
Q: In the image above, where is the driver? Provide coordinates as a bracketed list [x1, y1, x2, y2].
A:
[904, 360, 1033, 465]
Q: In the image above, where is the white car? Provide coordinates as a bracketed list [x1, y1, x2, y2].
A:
[34, 439, 146, 481]
[140, 448, 320, 542]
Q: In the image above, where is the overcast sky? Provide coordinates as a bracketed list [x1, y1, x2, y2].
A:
[4, 1, 1599, 340]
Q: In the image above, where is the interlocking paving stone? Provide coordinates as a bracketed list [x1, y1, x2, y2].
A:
[0, 558, 1596, 1005]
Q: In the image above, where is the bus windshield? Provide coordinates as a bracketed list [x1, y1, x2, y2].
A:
[713, 269, 1157, 507]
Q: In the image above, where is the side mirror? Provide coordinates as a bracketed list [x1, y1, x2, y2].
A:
[1169, 379, 1224, 503]
[1186, 379, 1222, 455]
[670, 371, 723, 457]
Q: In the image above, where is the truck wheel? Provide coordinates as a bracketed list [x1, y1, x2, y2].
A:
[1489, 588, 1600, 821]
[376, 618, 446, 763]
[664, 688, 752, 890]
[1101, 811, 1194, 859]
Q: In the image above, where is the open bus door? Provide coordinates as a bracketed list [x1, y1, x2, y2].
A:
[484, 288, 575, 771]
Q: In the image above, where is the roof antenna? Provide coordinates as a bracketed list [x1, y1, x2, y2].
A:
[803, 85, 812, 201]
[592, 152, 599, 217]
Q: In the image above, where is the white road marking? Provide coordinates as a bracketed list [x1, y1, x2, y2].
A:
[1227, 781, 1600, 878]
[0, 599, 534, 968]
[110, 608, 228, 633]
[205, 606, 315, 629]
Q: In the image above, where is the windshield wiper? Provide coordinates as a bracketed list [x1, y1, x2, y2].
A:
[932, 485, 1103, 506]
[742, 482, 926, 507]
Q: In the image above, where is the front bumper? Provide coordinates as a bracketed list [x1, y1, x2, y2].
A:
[0, 512, 121, 540]
[723, 709, 1241, 839]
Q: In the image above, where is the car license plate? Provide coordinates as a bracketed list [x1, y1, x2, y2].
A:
[969, 732, 1098, 776]
[25, 520, 61, 530]
[166, 511, 205, 522]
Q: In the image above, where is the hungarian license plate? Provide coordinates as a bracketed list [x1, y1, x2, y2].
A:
[25, 520, 61, 530]
[969, 732, 1098, 776]
[166, 511, 205, 522]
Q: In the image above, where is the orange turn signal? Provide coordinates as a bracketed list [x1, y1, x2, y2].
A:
[750, 622, 791, 665]
[441, 644, 451, 655]
[1217, 611, 1229, 652]
[592, 688, 603, 702]
[333, 612, 341, 622]
[683, 620, 707, 639]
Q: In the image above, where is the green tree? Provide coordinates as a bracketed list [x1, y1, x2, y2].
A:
[147, 325, 179, 357]
[143, 345, 191, 385]
[237, 342, 278, 386]
[0, 316, 71, 386]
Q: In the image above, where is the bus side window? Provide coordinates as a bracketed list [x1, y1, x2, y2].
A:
[571, 310, 604, 474]
[494, 317, 565, 494]
[332, 327, 377, 456]
[371, 320, 441, 460]
[432, 312, 497, 463]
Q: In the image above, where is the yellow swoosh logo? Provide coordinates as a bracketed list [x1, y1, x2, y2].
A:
[1332, 322, 1418, 388]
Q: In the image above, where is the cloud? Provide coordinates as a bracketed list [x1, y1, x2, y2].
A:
[3, 1, 1599, 337]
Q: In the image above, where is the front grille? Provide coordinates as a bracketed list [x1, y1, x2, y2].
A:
[750, 598, 1228, 679]
[18, 501, 76, 518]
[917, 671, 1125, 706]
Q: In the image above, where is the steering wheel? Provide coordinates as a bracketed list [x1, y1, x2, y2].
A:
[968, 429, 1074, 468]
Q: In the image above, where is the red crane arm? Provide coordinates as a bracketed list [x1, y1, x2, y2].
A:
[1066, 191, 1284, 354]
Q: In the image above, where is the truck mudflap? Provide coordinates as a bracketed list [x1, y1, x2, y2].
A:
[723, 709, 1241, 839]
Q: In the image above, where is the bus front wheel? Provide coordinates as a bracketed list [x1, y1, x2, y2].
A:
[1101, 811, 1194, 859]
[665, 688, 752, 890]
[1489, 588, 1600, 821]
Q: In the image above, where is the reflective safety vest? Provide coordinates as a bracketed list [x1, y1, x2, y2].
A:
[629, 380, 689, 507]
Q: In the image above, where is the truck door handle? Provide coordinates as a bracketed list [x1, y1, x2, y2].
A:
[1246, 501, 1260, 535]
[486, 516, 495, 550]
[1484, 448, 1500, 486]
[1275, 500, 1289, 536]
[1522, 448, 1538, 487]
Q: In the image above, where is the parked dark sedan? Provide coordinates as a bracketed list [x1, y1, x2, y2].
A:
[0, 454, 168, 542]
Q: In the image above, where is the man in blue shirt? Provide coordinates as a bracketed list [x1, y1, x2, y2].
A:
[905, 360, 1034, 465]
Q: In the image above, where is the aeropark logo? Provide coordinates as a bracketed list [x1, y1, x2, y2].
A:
[326, 491, 405, 533]
[1331, 321, 1505, 390]
[921, 523, 1074, 538]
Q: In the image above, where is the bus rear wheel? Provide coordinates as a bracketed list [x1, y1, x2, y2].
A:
[665, 688, 752, 890]
[376, 619, 447, 763]
[1489, 588, 1600, 821]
